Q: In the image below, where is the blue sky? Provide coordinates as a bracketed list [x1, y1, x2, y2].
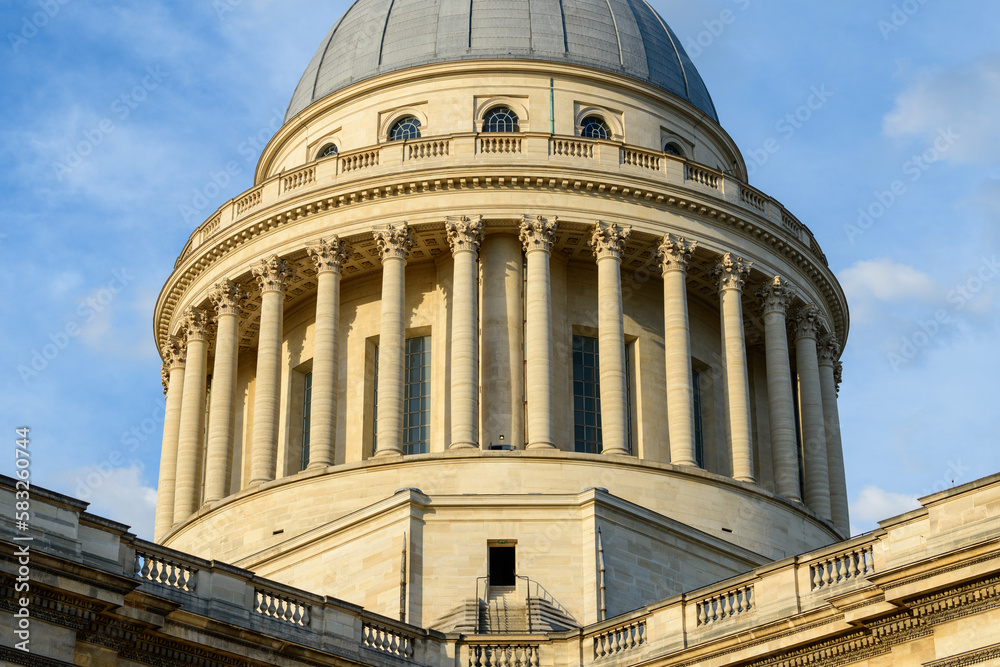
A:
[1, 0, 997, 540]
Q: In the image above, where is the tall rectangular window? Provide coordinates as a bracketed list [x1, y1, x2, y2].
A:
[403, 336, 431, 455]
[692, 369, 705, 468]
[301, 371, 313, 471]
[573, 335, 602, 454]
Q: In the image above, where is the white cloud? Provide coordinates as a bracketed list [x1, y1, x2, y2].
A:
[849, 486, 920, 536]
[884, 55, 1000, 166]
[840, 258, 937, 303]
[54, 464, 157, 540]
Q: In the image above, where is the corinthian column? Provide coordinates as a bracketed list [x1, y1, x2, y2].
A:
[795, 305, 831, 520]
[374, 223, 413, 457]
[819, 334, 849, 534]
[249, 255, 294, 484]
[658, 234, 698, 466]
[712, 253, 755, 483]
[173, 307, 210, 521]
[591, 222, 631, 456]
[154, 338, 185, 541]
[757, 277, 801, 501]
[446, 216, 484, 450]
[520, 215, 558, 450]
[203, 280, 246, 503]
[306, 237, 351, 468]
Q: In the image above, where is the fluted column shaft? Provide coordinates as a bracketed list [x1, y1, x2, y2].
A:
[796, 306, 831, 520]
[481, 235, 524, 449]
[713, 254, 755, 483]
[307, 238, 350, 468]
[659, 235, 698, 466]
[174, 308, 210, 520]
[250, 256, 293, 484]
[759, 277, 801, 501]
[203, 281, 246, 502]
[447, 216, 483, 449]
[520, 216, 558, 450]
[819, 336, 849, 534]
[592, 222, 631, 456]
[154, 340, 185, 541]
[374, 224, 413, 457]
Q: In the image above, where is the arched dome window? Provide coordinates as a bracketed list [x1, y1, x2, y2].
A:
[664, 142, 685, 157]
[317, 143, 338, 159]
[482, 107, 519, 133]
[389, 117, 421, 141]
[580, 116, 610, 140]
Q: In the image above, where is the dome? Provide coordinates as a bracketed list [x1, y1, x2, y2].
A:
[285, 0, 719, 123]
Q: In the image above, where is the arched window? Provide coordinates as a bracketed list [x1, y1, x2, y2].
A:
[580, 116, 610, 140]
[317, 143, 338, 159]
[482, 106, 519, 133]
[664, 142, 684, 157]
[389, 116, 421, 141]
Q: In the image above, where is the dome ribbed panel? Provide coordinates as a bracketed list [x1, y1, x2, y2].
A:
[380, 0, 441, 69]
[283, 0, 719, 124]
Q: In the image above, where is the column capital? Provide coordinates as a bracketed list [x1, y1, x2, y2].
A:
[590, 221, 631, 262]
[178, 307, 211, 342]
[208, 279, 247, 317]
[711, 252, 753, 292]
[818, 333, 841, 366]
[307, 236, 352, 273]
[657, 234, 697, 273]
[758, 276, 796, 315]
[794, 304, 826, 340]
[252, 255, 294, 294]
[164, 336, 187, 369]
[373, 223, 413, 262]
[519, 215, 558, 253]
[834, 361, 844, 396]
[445, 215, 484, 255]
[161, 365, 170, 396]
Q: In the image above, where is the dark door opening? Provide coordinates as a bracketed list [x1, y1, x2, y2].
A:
[488, 546, 516, 586]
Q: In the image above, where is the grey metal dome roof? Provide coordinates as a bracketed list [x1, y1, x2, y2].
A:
[285, 0, 719, 123]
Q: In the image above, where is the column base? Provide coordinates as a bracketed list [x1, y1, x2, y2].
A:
[671, 458, 699, 467]
[526, 442, 556, 450]
[602, 447, 632, 457]
[734, 475, 756, 484]
[306, 461, 332, 471]
[373, 448, 404, 458]
[449, 442, 479, 450]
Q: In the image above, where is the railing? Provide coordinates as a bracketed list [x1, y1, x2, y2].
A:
[342, 148, 380, 172]
[235, 187, 262, 216]
[592, 620, 645, 659]
[133, 548, 198, 593]
[684, 164, 721, 190]
[810, 545, 876, 591]
[254, 587, 311, 627]
[363, 621, 416, 659]
[550, 138, 595, 159]
[740, 186, 767, 213]
[695, 584, 754, 626]
[199, 214, 221, 243]
[282, 165, 316, 193]
[479, 135, 521, 154]
[620, 146, 660, 171]
[781, 211, 805, 236]
[469, 643, 540, 667]
[407, 139, 450, 160]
